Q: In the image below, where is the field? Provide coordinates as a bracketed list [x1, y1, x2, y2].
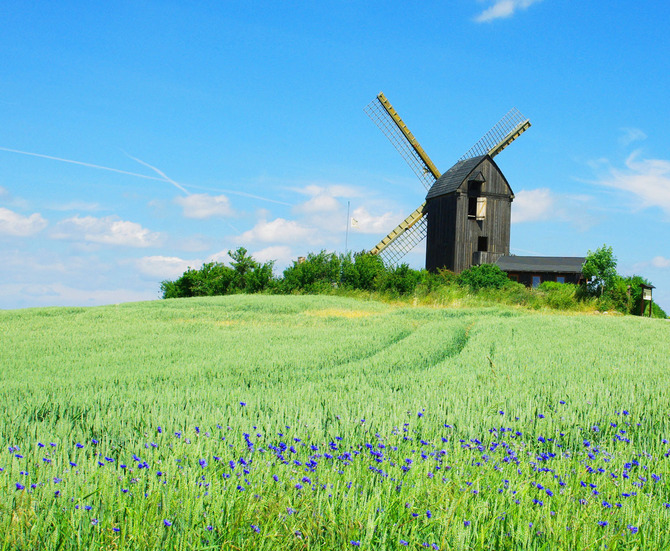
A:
[1, 295, 669, 550]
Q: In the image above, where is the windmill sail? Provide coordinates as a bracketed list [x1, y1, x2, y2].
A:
[364, 93, 441, 190]
[377, 214, 427, 266]
[458, 108, 531, 161]
[370, 203, 426, 264]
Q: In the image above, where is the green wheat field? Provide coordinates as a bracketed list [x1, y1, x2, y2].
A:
[1, 295, 669, 550]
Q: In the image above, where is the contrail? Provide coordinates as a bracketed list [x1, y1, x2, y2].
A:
[0, 145, 292, 207]
[123, 152, 189, 195]
[187, 184, 293, 206]
[0, 146, 169, 183]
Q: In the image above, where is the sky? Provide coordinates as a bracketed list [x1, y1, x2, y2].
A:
[1, 0, 669, 312]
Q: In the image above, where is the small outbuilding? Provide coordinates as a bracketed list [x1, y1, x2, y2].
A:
[495, 256, 585, 287]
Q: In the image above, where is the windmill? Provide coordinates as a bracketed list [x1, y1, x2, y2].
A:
[364, 92, 531, 272]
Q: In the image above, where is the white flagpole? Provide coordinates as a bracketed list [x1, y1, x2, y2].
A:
[345, 201, 350, 254]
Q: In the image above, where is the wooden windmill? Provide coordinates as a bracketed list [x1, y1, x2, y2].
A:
[365, 92, 531, 272]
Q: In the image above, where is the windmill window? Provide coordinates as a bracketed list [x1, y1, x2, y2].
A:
[468, 197, 477, 218]
[532, 275, 541, 288]
[469, 181, 482, 195]
[477, 236, 488, 252]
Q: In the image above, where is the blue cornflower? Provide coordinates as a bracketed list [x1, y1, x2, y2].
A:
[15, 483, 25, 490]
[240, 402, 246, 407]
[598, 521, 608, 527]
[400, 541, 409, 546]
[426, 510, 432, 518]
[350, 542, 360, 547]
[163, 520, 172, 527]
[628, 525, 639, 534]
[464, 520, 471, 526]
[251, 524, 260, 533]
[91, 519, 98, 526]
[199, 459, 207, 468]
[538, 414, 545, 418]
[113, 527, 120, 532]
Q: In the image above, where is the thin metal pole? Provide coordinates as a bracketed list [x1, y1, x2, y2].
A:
[345, 201, 350, 254]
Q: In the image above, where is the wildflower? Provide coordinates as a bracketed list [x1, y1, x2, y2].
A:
[628, 525, 639, 534]
[91, 519, 98, 526]
[251, 524, 260, 533]
[350, 542, 360, 547]
[15, 483, 25, 490]
[113, 527, 120, 532]
[206, 526, 213, 531]
[426, 510, 432, 518]
[598, 521, 608, 527]
[164, 520, 172, 527]
[464, 520, 471, 526]
[400, 541, 409, 546]
[240, 402, 246, 407]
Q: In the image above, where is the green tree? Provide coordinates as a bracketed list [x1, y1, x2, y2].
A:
[582, 244, 618, 296]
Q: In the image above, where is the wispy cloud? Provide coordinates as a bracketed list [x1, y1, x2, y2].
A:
[512, 188, 597, 230]
[52, 215, 162, 248]
[652, 256, 670, 269]
[619, 128, 647, 147]
[474, 0, 542, 23]
[0, 207, 48, 237]
[595, 151, 670, 215]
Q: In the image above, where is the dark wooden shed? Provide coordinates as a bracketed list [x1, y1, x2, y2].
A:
[495, 256, 585, 287]
[425, 155, 513, 272]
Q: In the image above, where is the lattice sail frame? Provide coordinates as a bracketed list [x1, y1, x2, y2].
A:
[377, 214, 427, 266]
[458, 107, 530, 161]
[364, 95, 438, 191]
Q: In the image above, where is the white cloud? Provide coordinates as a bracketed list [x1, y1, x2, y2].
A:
[349, 206, 403, 235]
[53, 215, 162, 248]
[597, 152, 670, 215]
[511, 188, 555, 223]
[0, 207, 48, 236]
[619, 128, 647, 147]
[0, 282, 154, 308]
[294, 194, 341, 215]
[474, 0, 542, 22]
[238, 217, 319, 245]
[251, 245, 294, 266]
[652, 256, 670, 269]
[136, 255, 201, 279]
[174, 193, 234, 219]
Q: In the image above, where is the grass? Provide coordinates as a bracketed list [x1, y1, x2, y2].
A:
[0, 294, 668, 549]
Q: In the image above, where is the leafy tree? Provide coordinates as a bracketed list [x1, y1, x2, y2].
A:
[280, 251, 341, 293]
[582, 244, 618, 296]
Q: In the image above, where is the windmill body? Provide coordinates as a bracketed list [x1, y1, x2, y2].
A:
[425, 155, 513, 272]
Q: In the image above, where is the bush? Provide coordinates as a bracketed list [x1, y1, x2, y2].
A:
[538, 281, 578, 310]
[457, 264, 509, 291]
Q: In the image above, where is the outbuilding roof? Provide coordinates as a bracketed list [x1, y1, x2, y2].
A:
[426, 155, 486, 200]
[495, 256, 585, 273]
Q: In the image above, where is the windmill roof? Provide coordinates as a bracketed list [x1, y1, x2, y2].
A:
[426, 155, 486, 200]
[495, 256, 586, 273]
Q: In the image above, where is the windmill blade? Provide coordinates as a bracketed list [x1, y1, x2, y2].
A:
[370, 203, 427, 265]
[458, 108, 531, 161]
[365, 93, 440, 190]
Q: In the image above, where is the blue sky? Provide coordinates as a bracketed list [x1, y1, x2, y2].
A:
[1, 0, 669, 312]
